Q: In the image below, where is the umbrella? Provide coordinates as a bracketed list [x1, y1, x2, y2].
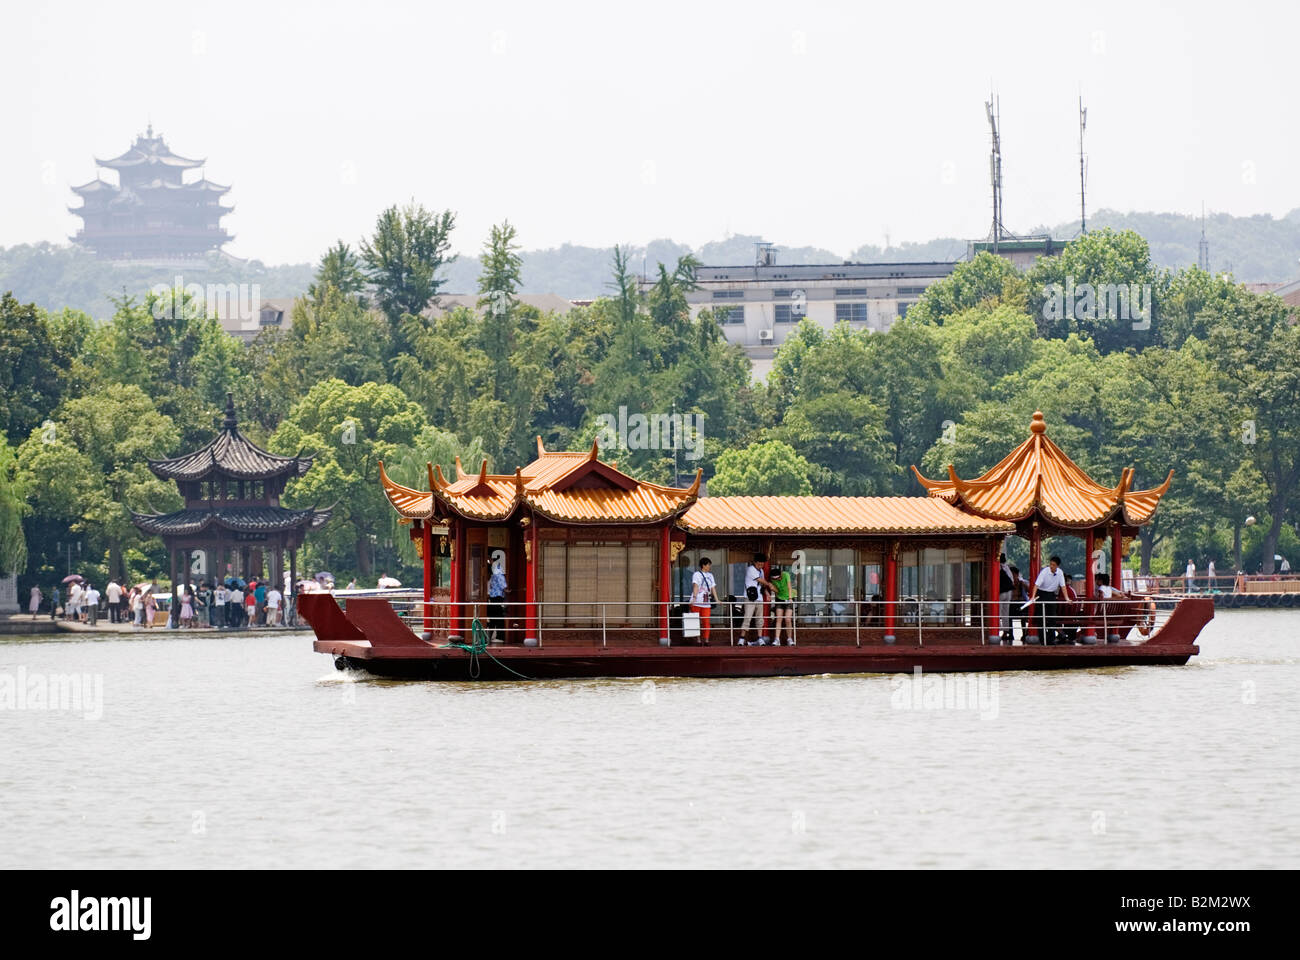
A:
[62, 574, 84, 584]
[315, 571, 333, 581]
[377, 576, 402, 588]
[134, 582, 154, 593]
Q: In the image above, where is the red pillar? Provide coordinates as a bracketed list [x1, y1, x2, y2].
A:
[449, 518, 463, 641]
[421, 520, 434, 638]
[524, 519, 538, 646]
[1111, 525, 1124, 594]
[658, 525, 671, 645]
[987, 539, 1001, 643]
[1083, 527, 1097, 643]
[883, 540, 898, 644]
[1027, 522, 1042, 642]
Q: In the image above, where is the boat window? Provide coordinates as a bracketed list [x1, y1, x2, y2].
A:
[543, 539, 659, 628]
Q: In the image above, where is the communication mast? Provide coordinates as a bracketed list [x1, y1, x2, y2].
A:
[985, 94, 1006, 250]
[1079, 96, 1088, 234]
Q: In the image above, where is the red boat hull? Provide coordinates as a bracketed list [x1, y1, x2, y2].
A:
[301, 594, 1211, 681]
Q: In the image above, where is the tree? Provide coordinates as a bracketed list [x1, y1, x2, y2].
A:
[1208, 291, 1300, 574]
[0, 432, 28, 576]
[268, 380, 427, 577]
[708, 440, 813, 496]
[360, 202, 456, 356]
[309, 241, 367, 307]
[1027, 229, 1159, 352]
[17, 384, 180, 583]
[905, 251, 1025, 326]
[0, 293, 78, 440]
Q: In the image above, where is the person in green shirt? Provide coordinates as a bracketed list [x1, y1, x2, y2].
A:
[771, 564, 794, 646]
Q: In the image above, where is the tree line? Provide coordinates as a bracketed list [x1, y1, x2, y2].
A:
[1, 206, 1297, 593]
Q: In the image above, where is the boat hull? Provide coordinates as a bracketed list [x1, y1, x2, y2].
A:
[302, 594, 1212, 681]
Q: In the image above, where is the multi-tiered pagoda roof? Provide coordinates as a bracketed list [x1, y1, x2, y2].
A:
[131, 396, 330, 539]
[69, 125, 233, 261]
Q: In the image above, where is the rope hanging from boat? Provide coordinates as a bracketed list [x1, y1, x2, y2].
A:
[442, 617, 530, 680]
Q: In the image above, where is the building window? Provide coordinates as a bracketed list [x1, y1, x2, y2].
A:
[834, 288, 867, 297]
[711, 290, 744, 299]
[715, 305, 745, 324]
[774, 303, 794, 324]
[541, 539, 659, 628]
[898, 286, 927, 295]
[773, 289, 793, 298]
[898, 302, 914, 317]
[835, 303, 869, 323]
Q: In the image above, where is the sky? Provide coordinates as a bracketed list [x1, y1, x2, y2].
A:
[2, 0, 1297, 265]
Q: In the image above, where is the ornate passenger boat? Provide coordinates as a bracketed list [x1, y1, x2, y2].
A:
[302, 412, 1211, 680]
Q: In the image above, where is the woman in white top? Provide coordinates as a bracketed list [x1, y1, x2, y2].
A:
[690, 557, 718, 645]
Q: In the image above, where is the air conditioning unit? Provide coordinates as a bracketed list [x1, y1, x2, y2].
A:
[758, 329, 774, 343]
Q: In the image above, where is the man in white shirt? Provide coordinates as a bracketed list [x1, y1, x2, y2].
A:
[67, 582, 82, 621]
[83, 584, 101, 626]
[105, 580, 122, 623]
[1206, 559, 1216, 590]
[214, 583, 228, 627]
[1028, 555, 1067, 644]
[1185, 559, 1195, 593]
[266, 587, 282, 626]
[739, 554, 773, 645]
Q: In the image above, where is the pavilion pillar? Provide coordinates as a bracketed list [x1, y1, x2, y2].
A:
[883, 539, 898, 644]
[449, 519, 463, 641]
[1111, 524, 1124, 594]
[658, 524, 670, 645]
[762, 547, 773, 643]
[421, 520, 434, 639]
[1083, 528, 1098, 643]
[525, 519, 538, 647]
[182, 547, 192, 625]
[289, 547, 297, 624]
[1026, 522, 1042, 642]
[987, 538, 1001, 643]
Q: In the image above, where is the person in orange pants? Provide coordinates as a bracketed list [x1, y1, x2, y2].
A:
[690, 557, 718, 645]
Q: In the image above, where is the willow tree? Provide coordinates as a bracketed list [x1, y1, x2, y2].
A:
[0, 433, 28, 578]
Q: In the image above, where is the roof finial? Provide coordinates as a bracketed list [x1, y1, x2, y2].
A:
[1030, 410, 1046, 434]
[223, 392, 237, 430]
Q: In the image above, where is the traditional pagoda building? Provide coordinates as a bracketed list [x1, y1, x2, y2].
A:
[69, 125, 233, 260]
[132, 396, 330, 623]
[913, 410, 1172, 641]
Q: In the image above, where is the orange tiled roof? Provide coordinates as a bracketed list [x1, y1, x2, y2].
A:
[680, 496, 1015, 535]
[911, 411, 1172, 528]
[379, 438, 701, 524]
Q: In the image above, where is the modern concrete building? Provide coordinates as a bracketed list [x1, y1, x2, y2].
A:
[967, 237, 1071, 271]
[680, 259, 958, 379]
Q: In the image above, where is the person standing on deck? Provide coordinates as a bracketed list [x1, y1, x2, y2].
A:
[106, 579, 122, 623]
[486, 560, 507, 643]
[1206, 559, 1216, 591]
[83, 583, 100, 626]
[266, 585, 282, 626]
[1028, 555, 1066, 644]
[997, 552, 1014, 643]
[690, 557, 718, 645]
[739, 553, 773, 645]
[1185, 559, 1196, 593]
[771, 564, 794, 645]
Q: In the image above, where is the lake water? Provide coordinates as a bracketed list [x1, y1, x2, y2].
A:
[2, 609, 1296, 869]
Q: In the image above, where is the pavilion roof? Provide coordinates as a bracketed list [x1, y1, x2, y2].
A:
[379, 437, 701, 525]
[96, 128, 203, 170]
[148, 395, 312, 482]
[680, 496, 1015, 535]
[911, 411, 1173, 529]
[131, 505, 331, 537]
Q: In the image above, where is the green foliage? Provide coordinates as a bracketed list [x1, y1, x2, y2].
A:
[0, 432, 29, 575]
[360, 202, 457, 356]
[709, 440, 813, 496]
[906, 252, 1024, 326]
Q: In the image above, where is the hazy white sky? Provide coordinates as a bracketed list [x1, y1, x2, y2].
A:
[3, 0, 1296, 264]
